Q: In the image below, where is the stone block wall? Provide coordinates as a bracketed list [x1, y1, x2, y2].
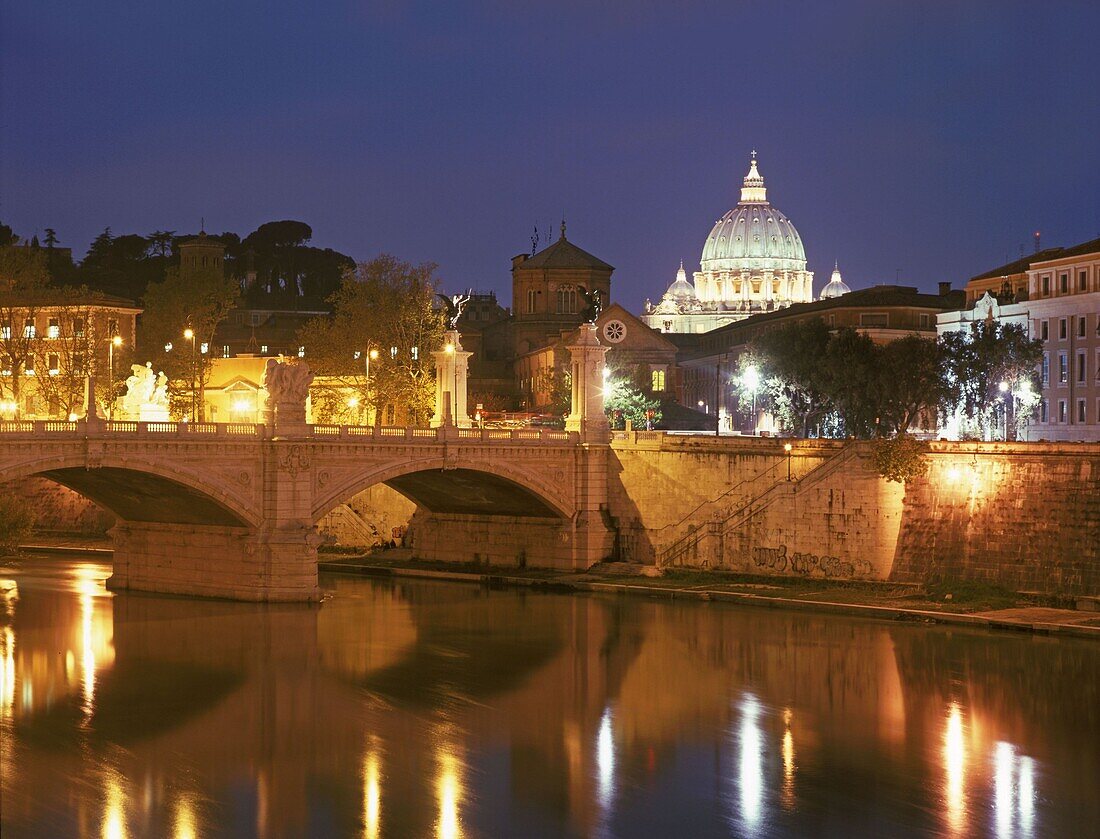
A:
[316, 484, 416, 547]
[407, 511, 573, 569]
[891, 444, 1100, 594]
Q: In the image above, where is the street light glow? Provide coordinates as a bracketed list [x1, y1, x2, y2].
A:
[445, 343, 455, 354]
[183, 328, 194, 340]
[743, 366, 760, 391]
[998, 381, 1009, 393]
[111, 335, 122, 347]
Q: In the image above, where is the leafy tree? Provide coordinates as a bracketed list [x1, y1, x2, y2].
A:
[299, 255, 443, 425]
[750, 319, 832, 436]
[140, 263, 239, 420]
[604, 374, 661, 429]
[870, 434, 930, 483]
[941, 320, 1042, 439]
[877, 335, 947, 436]
[0, 223, 16, 247]
[0, 245, 51, 415]
[821, 327, 880, 437]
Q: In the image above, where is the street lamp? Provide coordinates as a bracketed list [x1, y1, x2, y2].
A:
[784, 442, 793, 481]
[998, 380, 1010, 441]
[364, 346, 379, 425]
[108, 335, 122, 421]
[184, 327, 196, 422]
[743, 365, 760, 435]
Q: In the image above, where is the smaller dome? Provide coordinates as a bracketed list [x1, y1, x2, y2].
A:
[820, 262, 851, 299]
[664, 260, 696, 300]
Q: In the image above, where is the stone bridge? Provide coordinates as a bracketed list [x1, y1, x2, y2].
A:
[0, 325, 616, 601]
[0, 419, 612, 601]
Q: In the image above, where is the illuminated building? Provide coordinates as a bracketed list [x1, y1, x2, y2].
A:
[642, 153, 817, 334]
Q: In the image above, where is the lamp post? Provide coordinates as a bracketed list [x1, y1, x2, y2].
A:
[743, 365, 760, 435]
[107, 335, 122, 421]
[998, 380, 1010, 441]
[364, 346, 379, 425]
[184, 327, 196, 422]
[784, 442, 793, 481]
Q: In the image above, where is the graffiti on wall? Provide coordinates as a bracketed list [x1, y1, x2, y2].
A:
[751, 544, 873, 578]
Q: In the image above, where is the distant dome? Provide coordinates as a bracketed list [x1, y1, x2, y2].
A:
[664, 260, 696, 300]
[700, 154, 807, 272]
[820, 262, 851, 299]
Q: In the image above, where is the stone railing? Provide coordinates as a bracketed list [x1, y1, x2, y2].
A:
[0, 419, 580, 445]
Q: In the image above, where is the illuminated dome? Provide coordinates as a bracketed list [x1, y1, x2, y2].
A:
[664, 260, 696, 300]
[820, 262, 851, 299]
[700, 155, 807, 273]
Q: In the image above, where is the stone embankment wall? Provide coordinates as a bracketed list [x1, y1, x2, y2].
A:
[316, 484, 416, 548]
[610, 435, 1100, 596]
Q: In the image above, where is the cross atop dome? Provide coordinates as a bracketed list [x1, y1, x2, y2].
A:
[740, 151, 767, 203]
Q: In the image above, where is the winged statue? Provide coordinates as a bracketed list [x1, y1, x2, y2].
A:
[437, 292, 471, 329]
[578, 286, 603, 325]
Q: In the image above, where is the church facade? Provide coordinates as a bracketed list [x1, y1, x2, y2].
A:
[642, 154, 817, 334]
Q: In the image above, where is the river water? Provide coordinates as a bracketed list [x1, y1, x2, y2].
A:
[0, 556, 1096, 838]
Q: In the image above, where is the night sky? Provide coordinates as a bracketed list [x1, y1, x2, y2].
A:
[3, 1, 1099, 311]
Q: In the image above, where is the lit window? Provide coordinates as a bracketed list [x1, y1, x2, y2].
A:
[25, 358, 34, 376]
[23, 318, 35, 338]
[390, 346, 397, 359]
[1041, 354, 1050, 386]
[261, 344, 269, 354]
[651, 368, 666, 392]
[411, 346, 418, 361]
[527, 289, 537, 314]
[200, 342, 209, 355]
[47, 318, 59, 339]
[0, 324, 9, 340]
[297, 346, 305, 357]
[222, 345, 231, 358]
[1059, 353, 1068, 384]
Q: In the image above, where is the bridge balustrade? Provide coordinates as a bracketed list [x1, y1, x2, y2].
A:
[0, 419, 580, 444]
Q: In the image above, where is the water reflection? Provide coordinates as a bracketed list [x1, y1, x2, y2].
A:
[0, 556, 1097, 838]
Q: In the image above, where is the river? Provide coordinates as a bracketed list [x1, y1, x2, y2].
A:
[0, 555, 1097, 838]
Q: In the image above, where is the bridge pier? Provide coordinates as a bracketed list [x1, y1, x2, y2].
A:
[107, 521, 321, 602]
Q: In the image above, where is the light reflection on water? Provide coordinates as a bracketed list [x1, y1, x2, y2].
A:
[0, 556, 1097, 838]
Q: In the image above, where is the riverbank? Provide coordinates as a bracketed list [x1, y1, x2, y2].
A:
[318, 554, 1100, 640]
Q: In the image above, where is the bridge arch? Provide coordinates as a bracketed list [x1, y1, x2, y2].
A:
[312, 456, 574, 523]
[1, 452, 260, 528]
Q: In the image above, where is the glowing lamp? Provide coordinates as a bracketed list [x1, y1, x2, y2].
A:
[111, 335, 122, 347]
[183, 328, 194, 340]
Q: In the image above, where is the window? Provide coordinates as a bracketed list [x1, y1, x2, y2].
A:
[651, 368, 666, 392]
[260, 344, 269, 354]
[48, 353, 59, 374]
[251, 313, 261, 326]
[1059, 353, 1068, 384]
[22, 318, 35, 339]
[73, 352, 85, 375]
[1080, 270, 1089, 292]
[1079, 352, 1087, 383]
[526, 289, 537, 314]
[1041, 353, 1050, 386]
[390, 346, 398, 359]
[1059, 319, 1067, 340]
[297, 346, 305, 358]
[556, 286, 577, 314]
[859, 312, 889, 327]
[411, 346, 419, 361]
[73, 318, 84, 337]
[25, 358, 33, 376]
[1041, 320, 1049, 340]
[1079, 317, 1087, 338]
[222, 345, 231, 358]
[1042, 275, 1050, 295]
[1058, 400, 1067, 423]
[47, 318, 59, 339]
[1077, 399, 1087, 423]
[919, 313, 930, 328]
[1059, 272, 1068, 293]
[1040, 399, 1048, 423]
[0, 323, 9, 340]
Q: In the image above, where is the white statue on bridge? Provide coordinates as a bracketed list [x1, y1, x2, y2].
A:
[118, 362, 170, 421]
[261, 358, 314, 431]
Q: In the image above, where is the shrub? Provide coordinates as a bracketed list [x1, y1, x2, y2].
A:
[0, 494, 36, 553]
[870, 434, 930, 483]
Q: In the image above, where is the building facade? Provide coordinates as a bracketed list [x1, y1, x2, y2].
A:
[939, 237, 1100, 441]
[642, 153, 815, 334]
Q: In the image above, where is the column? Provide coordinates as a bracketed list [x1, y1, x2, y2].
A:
[430, 329, 472, 428]
[565, 323, 610, 442]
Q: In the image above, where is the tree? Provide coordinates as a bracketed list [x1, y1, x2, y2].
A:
[140, 263, 239, 420]
[43, 228, 58, 249]
[147, 230, 175, 259]
[821, 327, 880, 437]
[299, 255, 443, 425]
[940, 320, 1042, 439]
[0, 245, 51, 416]
[604, 371, 662, 429]
[245, 220, 313, 249]
[750, 318, 832, 436]
[0, 493, 35, 552]
[876, 335, 947, 436]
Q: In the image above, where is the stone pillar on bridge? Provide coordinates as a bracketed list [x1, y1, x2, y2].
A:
[565, 323, 610, 443]
[430, 329, 472, 429]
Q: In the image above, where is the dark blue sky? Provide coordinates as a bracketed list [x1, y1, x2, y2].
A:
[3, 1, 1099, 311]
